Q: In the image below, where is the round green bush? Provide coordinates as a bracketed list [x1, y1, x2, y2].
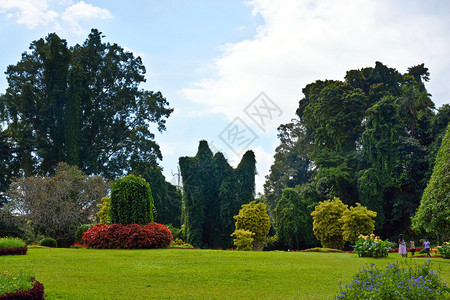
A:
[40, 237, 57, 247]
[110, 175, 154, 225]
[75, 224, 92, 243]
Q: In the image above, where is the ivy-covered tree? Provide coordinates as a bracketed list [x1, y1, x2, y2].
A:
[0, 29, 172, 183]
[265, 62, 448, 240]
[234, 201, 270, 250]
[412, 123, 450, 242]
[179, 141, 256, 248]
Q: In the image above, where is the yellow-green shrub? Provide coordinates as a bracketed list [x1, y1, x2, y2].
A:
[310, 197, 347, 250]
[340, 203, 377, 243]
[96, 197, 111, 224]
[234, 201, 270, 250]
[231, 229, 254, 251]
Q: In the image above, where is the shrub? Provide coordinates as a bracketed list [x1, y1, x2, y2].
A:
[96, 197, 111, 224]
[0, 271, 44, 299]
[437, 242, 450, 258]
[311, 197, 348, 250]
[75, 224, 92, 243]
[231, 229, 254, 251]
[340, 203, 377, 243]
[234, 201, 270, 250]
[335, 260, 449, 299]
[40, 237, 57, 248]
[110, 175, 154, 225]
[0, 247, 28, 256]
[412, 123, 450, 242]
[170, 239, 194, 249]
[82, 223, 172, 249]
[353, 234, 390, 257]
[70, 242, 87, 249]
[0, 237, 26, 249]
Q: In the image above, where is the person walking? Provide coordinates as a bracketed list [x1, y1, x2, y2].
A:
[423, 237, 431, 258]
[409, 239, 416, 257]
[398, 234, 407, 258]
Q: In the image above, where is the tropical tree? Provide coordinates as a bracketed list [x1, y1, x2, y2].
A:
[0, 29, 173, 182]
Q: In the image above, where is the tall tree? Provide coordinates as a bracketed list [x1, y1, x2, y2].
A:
[0, 29, 173, 182]
[179, 141, 256, 248]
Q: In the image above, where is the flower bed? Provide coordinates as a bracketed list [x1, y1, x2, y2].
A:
[0, 271, 44, 300]
[335, 260, 449, 299]
[83, 222, 173, 249]
[0, 238, 27, 256]
[437, 242, 450, 259]
[353, 234, 390, 257]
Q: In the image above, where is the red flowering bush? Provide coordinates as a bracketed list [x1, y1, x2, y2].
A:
[83, 223, 173, 249]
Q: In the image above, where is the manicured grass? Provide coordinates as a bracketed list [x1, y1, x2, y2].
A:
[1, 248, 449, 299]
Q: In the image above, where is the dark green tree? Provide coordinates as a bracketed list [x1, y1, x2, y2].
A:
[179, 141, 256, 248]
[275, 187, 317, 249]
[412, 123, 450, 242]
[0, 29, 172, 182]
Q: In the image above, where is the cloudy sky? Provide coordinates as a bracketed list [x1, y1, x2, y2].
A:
[0, 0, 449, 193]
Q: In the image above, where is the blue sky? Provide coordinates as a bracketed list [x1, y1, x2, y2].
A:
[1, 0, 449, 193]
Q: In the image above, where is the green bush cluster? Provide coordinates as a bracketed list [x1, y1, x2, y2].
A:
[110, 175, 154, 225]
[74, 225, 92, 243]
[311, 198, 376, 250]
[0, 237, 26, 249]
[40, 237, 57, 248]
[0, 270, 34, 296]
[336, 261, 449, 299]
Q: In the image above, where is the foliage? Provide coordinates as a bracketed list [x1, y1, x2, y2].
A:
[231, 229, 254, 251]
[40, 238, 57, 248]
[412, 123, 450, 242]
[437, 242, 450, 259]
[74, 225, 92, 243]
[6, 163, 109, 246]
[110, 175, 154, 225]
[353, 234, 390, 257]
[0, 29, 173, 182]
[170, 239, 194, 249]
[179, 141, 256, 249]
[0, 271, 35, 297]
[166, 224, 185, 241]
[82, 223, 172, 249]
[136, 166, 182, 227]
[335, 261, 449, 299]
[311, 197, 348, 250]
[0, 247, 27, 256]
[96, 197, 111, 224]
[0, 237, 26, 249]
[340, 203, 377, 243]
[275, 187, 317, 249]
[265, 62, 448, 239]
[234, 201, 270, 250]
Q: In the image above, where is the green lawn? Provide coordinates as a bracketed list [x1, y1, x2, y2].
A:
[2, 248, 450, 299]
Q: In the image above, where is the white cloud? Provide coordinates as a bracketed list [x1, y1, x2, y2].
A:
[0, 0, 58, 28]
[61, 1, 112, 35]
[182, 0, 450, 131]
[0, 0, 111, 35]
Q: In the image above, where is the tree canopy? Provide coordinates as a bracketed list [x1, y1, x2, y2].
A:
[0, 29, 173, 184]
[264, 62, 449, 241]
